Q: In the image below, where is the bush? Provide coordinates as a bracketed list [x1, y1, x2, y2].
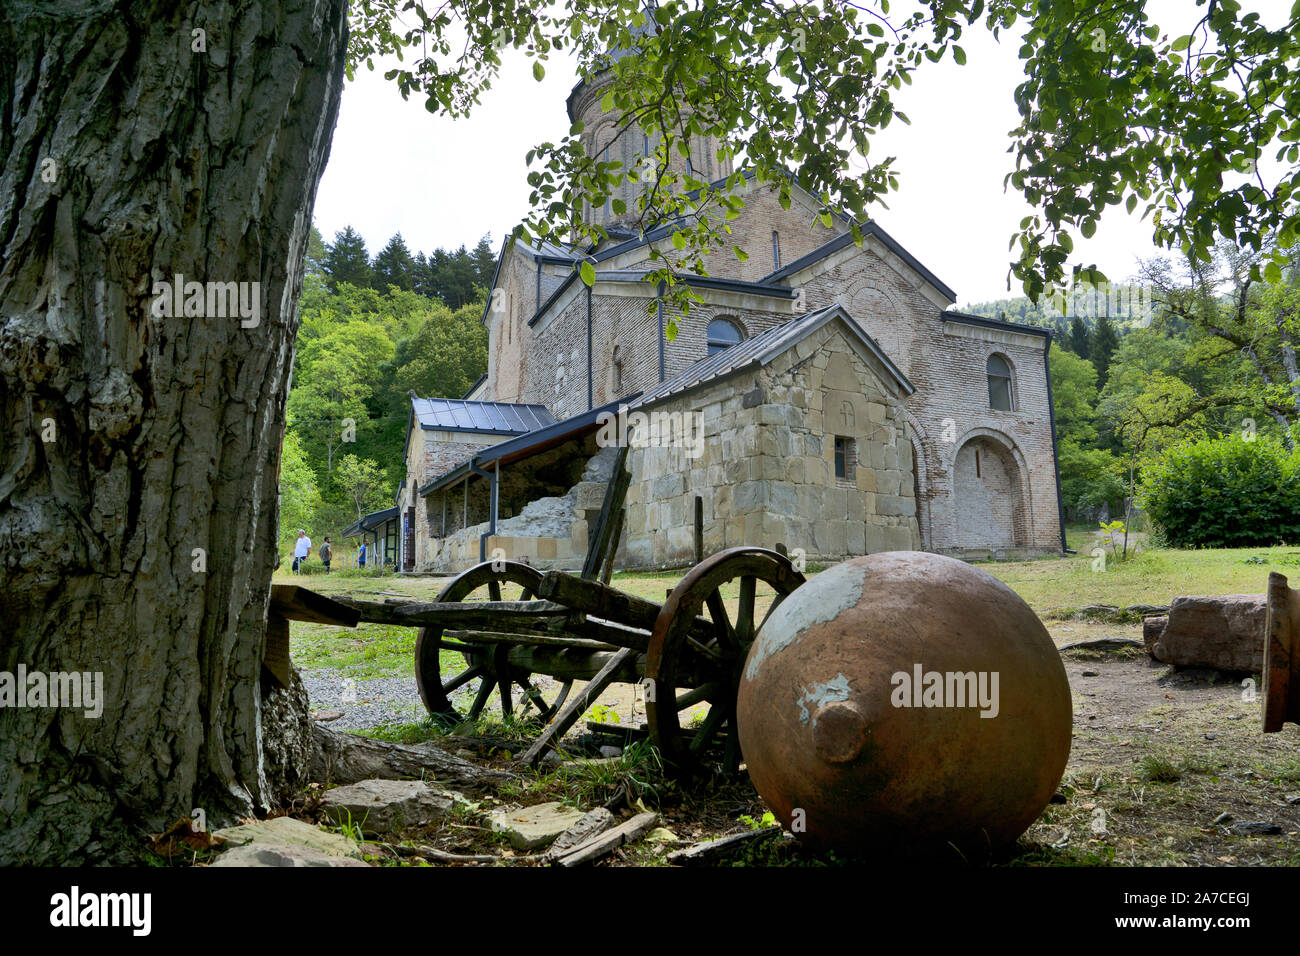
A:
[1140, 436, 1300, 547]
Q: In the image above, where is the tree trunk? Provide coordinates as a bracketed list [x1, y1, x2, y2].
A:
[0, 0, 348, 864]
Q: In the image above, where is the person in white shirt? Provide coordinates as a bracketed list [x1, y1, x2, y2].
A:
[293, 529, 312, 573]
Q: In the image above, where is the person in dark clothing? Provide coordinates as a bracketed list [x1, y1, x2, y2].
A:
[320, 537, 332, 573]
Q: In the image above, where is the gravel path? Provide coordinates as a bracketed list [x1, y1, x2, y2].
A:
[300, 670, 427, 732]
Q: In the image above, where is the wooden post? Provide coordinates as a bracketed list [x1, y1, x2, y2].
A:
[694, 495, 703, 564]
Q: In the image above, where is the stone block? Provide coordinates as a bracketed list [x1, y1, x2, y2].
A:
[490, 802, 588, 851]
[214, 816, 365, 860]
[1147, 594, 1266, 672]
[321, 779, 467, 837]
[211, 845, 371, 868]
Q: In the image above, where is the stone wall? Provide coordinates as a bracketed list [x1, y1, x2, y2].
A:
[621, 319, 918, 568]
[787, 244, 1062, 556]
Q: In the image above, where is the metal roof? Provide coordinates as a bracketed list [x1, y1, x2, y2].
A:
[411, 398, 557, 435]
[634, 304, 914, 407]
[342, 506, 399, 537]
[417, 394, 641, 497]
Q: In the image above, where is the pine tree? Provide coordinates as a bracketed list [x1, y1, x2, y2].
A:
[373, 232, 416, 291]
[305, 225, 328, 279]
[323, 225, 374, 292]
[1068, 316, 1091, 358]
[472, 234, 497, 288]
[1090, 314, 1120, 385]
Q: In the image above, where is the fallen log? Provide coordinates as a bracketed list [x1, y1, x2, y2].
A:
[310, 724, 516, 791]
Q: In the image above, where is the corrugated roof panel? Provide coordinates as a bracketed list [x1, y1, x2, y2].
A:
[412, 397, 558, 436]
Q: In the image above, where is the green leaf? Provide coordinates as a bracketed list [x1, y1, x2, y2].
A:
[1171, 34, 1192, 52]
[1081, 219, 1096, 239]
[672, 231, 687, 250]
[532, 61, 545, 81]
[1264, 260, 1282, 284]
[600, 89, 614, 112]
[953, 45, 966, 65]
[733, 245, 748, 262]
[580, 261, 596, 286]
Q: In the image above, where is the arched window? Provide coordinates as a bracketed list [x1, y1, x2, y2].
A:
[706, 317, 744, 356]
[987, 354, 1015, 411]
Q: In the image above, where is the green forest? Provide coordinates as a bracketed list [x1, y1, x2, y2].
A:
[280, 226, 493, 558]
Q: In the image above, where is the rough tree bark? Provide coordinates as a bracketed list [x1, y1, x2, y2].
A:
[0, 0, 348, 863]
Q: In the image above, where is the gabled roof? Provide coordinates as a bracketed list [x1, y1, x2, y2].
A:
[411, 398, 557, 436]
[634, 303, 914, 407]
[761, 222, 957, 302]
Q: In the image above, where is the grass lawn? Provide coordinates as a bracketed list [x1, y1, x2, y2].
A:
[278, 539, 1300, 678]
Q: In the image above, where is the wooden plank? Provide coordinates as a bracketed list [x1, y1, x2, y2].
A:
[537, 573, 663, 630]
[581, 444, 631, 580]
[554, 811, 658, 866]
[269, 585, 361, 627]
[331, 596, 567, 632]
[694, 495, 703, 564]
[443, 630, 621, 652]
[665, 827, 784, 866]
[520, 646, 639, 767]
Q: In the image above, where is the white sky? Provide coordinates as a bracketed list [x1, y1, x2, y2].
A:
[312, 2, 1278, 306]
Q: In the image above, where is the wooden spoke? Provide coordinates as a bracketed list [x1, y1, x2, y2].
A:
[736, 576, 757, 642]
[705, 591, 737, 650]
[689, 704, 727, 754]
[441, 665, 483, 695]
[467, 678, 495, 719]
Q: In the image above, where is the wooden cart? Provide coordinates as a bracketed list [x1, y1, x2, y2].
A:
[279, 447, 806, 778]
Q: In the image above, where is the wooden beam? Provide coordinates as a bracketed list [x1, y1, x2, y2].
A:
[581, 444, 631, 580]
[269, 585, 361, 627]
[537, 572, 662, 631]
[553, 811, 659, 866]
[520, 646, 639, 767]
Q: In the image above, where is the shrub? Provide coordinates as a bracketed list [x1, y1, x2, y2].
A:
[1140, 436, 1300, 547]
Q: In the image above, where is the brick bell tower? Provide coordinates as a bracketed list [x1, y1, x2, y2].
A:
[564, 7, 734, 235]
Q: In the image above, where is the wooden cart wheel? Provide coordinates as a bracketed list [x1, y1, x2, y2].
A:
[645, 547, 806, 777]
[415, 561, 574, 725]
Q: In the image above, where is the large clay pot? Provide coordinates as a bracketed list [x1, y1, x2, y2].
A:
[737, 551, 1072, 856]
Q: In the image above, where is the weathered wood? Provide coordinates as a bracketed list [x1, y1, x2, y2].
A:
[310, 725, 515, 791]
[582, 444, 631, 580]
[521, 646, 640, 767]
[587, 720, 650, 739]
[599, 506, 625, 586]
[694, 495, 704, 564]
[665, 827, 784, 865]
[386, 844, 508, 864]
[553, 811, 658, 866]
[333, 596, 566, 632]
[503, 647, 647, 683]
[444, 630, 621, 652]
[269, 585, 361, 627]
[537, 573, 664, 631]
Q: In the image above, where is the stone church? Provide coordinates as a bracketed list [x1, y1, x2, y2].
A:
[375, 57, 1066, 573]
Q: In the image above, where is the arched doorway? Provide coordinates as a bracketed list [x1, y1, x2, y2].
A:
[953, 433, 1027, 549]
